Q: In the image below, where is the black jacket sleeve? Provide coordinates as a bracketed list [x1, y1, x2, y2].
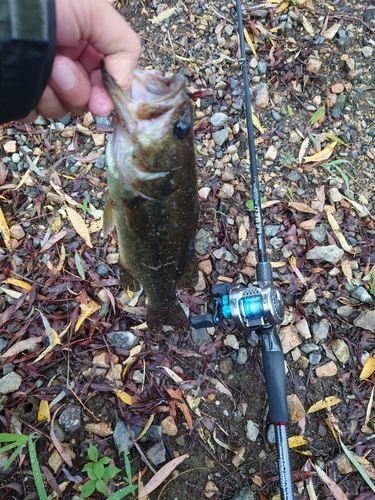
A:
[0, 0, 56, 123]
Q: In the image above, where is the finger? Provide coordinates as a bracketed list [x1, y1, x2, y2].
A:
[88, 69, 114, 116]
[34, 84, 69, 119]
[19, 110, 39, 123]
[49, 55, 91, 113]
[55, 0, 141, 90]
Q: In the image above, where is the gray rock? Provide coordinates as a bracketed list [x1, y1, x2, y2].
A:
[309, 353, 321, 365]
[107, 331, 139, 350]
[312, 319, 330, 343]
[247, 331, 260, 346]
[212, 129, 229, 146]
[113, 421, 134, 457]
[264, 225, 281, 237]
[258, 61, 267, 74]
[361, 46, 374, 58]
[58, 405, 82, 433]
[34, 116, 48, 125]
[141, 425, 162, 442]
[296, 318, 311, 339]
[219, 357, 233, 375]
[311, 225, 327, 243]
[269, 237, 283, 249]
[336, 306, 356, 317]
[255, 82, 269, 108]
[195, 229, 215, 256]
[146, 441, 166, 465]
[300, 343, 320, 354]
[95, 116, 112, 128]
[0, 371, 22, 394]
[332, 339, 350, 364]
[210, 112, 229, 128]
[245, 420, 259, 441]
[58, 114, 71, 125]
[267, 424, 276, 445]
[0, 338, 8, 352]
[234, 347, 248, 365]
[95, 155, 106, 169]
[232, 487, 255, 500]
[97, 264, 109, 277]
[271, 110, 281, 121]
[332, 94, 347, 119]
[354, 310, 375, 333]
[191, 327, 211, 346]
[53, 421, 67, 442]
[351, 286, 373, 304]
[224, 334, 240, 349]
[306, 245, 344, 264]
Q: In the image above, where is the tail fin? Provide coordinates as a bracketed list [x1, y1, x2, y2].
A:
[147, 301, 189, 334]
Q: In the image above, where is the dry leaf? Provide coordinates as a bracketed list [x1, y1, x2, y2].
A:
[66, 206, 92, 248]
[307, 396, 342, 413]
[289, 201, 317, 214]
[252, 113, 264, 133]
[302, 15, 315, 36]
[327, 212, 353, 253]
[304, 142, 336, 163]
[243, 28, 257, 57]
[300, 218, 317, 230]
[341, 259, 353, 285]
[238, 224, 247, 245]
[167, 387, 193, 431]
[51, 411, 73, 467]
[2, 278, 32, 290]
[204, 481, 219, 498]
[1, 337, 42, 358]
[289, 435, 308, 448]
[161, 366, 184, 384]
[299, 137, 310, 164]
[150, 7, 176, 24]
[114, 389, 133, 405]
[139, 454, 189, 499]
[0, 205, 11, 248]
[310, 461, 348, 499]
[75, 300, 100, 332]
[38, 400, 51, 423]
[360, 357, 375, 380]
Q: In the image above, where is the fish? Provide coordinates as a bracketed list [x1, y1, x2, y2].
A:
[101, 63, 198, 334]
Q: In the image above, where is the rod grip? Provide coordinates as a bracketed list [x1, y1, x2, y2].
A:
[261, 326, 289, 423]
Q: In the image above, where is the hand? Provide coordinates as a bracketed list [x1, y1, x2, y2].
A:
[22, 0, 141, 121]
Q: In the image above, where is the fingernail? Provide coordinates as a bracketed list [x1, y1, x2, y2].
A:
[52, 62, 77, 91]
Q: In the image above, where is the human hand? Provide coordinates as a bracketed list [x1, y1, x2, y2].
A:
[22, 0, 141, 121]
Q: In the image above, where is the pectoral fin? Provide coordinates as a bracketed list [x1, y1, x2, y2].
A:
[103, 192, 116, 237]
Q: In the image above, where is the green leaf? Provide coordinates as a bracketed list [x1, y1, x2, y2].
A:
[0, 433, 29, 443]
[107, 484, 138, 500]
[99, 456, 111, 465]
[82, 462, 95, 472]
[75, 252, 86, 280]
[322, 133, 349, 147]
[371, 273, 375, 296]
[124, 453, 132, 482]
[29, 437, 48, 500]
[80, 479, 96, 499]
[340, 439, 375, 493]
[4, 443, 26, 471]
[87, 468, 98, 481]
[287, 105, 293, 116]
[245, 199, 254, 211]
[212, 428, 233, 452]
[0, 441, 23, 454]
[102, 465, 121, 481]
[308, 131, 318, 149]
[309, 105, 325, 125]
[87, 444, 98, 462]
[93, 461, 105, 479]
[96, 478, 106, 494]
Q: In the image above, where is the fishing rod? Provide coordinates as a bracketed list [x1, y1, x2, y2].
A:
[191, 2, 294, 499]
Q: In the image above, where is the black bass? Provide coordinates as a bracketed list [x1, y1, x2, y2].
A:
[102, 64, 198, 333]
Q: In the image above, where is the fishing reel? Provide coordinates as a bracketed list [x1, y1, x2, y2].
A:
[191, 281, 284, 331]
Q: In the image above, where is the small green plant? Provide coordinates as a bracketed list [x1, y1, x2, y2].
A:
[280, 151, 297, 167]
[81, 444, 121, 498]
[0, 433, 48, 500]
[245, 197, 265, 211]
[76, 198, 92, 215]
[321, 159, 351, 194]
[107, 453, 137, 500]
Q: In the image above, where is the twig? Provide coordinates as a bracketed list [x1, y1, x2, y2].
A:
[127, 424, 157, 475]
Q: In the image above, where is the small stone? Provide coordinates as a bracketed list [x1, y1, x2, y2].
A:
[348, 69, 362, 81]
[83, 111, 95, 127]
[191, 327, 211, 346]
[0, 371, 22, 394]
[93, 352, 118, 368]
[323, 22, 340, 40]
[210, 112, 229, 128]
[97, 264, 109, 277]
[106, 253, 119, 265]
[249, 57, 258, 69]
[287, 394, 305, 424]
[329, 187, 343, 202]
[198, 259, 212, 276]
[264, 225, 280, 237]
[0, 338, 8, 352]
[224, 334, 240, 350]
[9, 224, 25, 240]
[354, 311, 375, 333]
[334, 454, 354, 474]
[219, 357, 233, 375]
[3, 140, 17, 154]
[296, 318, 311, 339]
[198, 186, 211, 199]
[306, 245, 344, 264]
[48, 446, 76, 474]
[316, 361, 338, 377]
[92, 133, 105, 146]
[235, 347, 248, 365]
[221, 170, 235, 182]
[309, 353, 321, 365]
[346, 58, 355, 71]
[332, 339, 350, 364]
[205, 480, 219, 499]
[218, 183, 234, 199]
[258, 61, 267, 74]
[264, 145, 277, 161]
[336, 306, 356, 318]
[97, 288, 110, 303]
[107, 331, 139, 350]
[58, 405, 82, 433]
[212, 129, 229, 146]
[306, 56, 322, 73]
[147, 441, 166, 465]
[312, 319, 330, 343]
[351, 286, 373, 304]
[310, 225, 326, 243]
[325, 93, 337, 107]
[361, 46, 374, 58]
[300, 343, 320, 354]
[279, 325, 301, 353]
[331, 83, 344, 94]
[232, 487, 255, 500]
[161, 416, 178, 436]
[113, 421, 134, 457]
[194, 270, 206, 292]
[34, 115, 48, 125]
[11, 153, 20, 163]
[245, 420, 259, 441]
[255, 83, 269, 108]
[301, 289, 317, 304]
[84, 422, 113, 437]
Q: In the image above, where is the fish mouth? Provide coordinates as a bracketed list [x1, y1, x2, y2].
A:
[101, 62, 186, 129]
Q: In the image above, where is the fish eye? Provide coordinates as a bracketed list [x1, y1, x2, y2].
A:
[174, 120, 190, 140]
